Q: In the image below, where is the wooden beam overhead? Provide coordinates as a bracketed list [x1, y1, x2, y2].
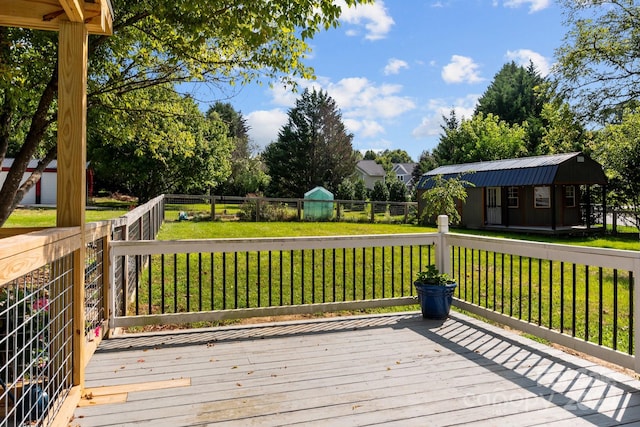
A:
[59, 0, 85, 23]
[0, 0, 112, 35]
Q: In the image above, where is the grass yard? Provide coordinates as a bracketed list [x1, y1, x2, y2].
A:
[3, 206, 130, 227]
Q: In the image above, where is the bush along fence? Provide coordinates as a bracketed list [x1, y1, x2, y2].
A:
[164, 194, 418, 224]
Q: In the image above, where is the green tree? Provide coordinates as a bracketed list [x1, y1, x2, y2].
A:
[370, 180, 389, 202]
[0, 0, 371, 225]
[555, 0, 640, 123]
[434, 113, 527, 164]
[433, 109, 461, 165]
[593, 108, 640, 233]
[539, 98, 591, 154]
[387, 178, 408, 203]
[475, 61, 549, 153]
[209, 102, 269, 196]
[264, 88, 356, 197]
[354, 178, 368, 201]
[336, 178, 355, 201]
[412, 150, 438, 185]
[420, 175, 473, 226]
[89, 88, 232, 202]
[379, 149, 413, 164]
[363, 150, 378, 160]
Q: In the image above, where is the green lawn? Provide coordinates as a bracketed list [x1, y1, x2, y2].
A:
[3, 207, 130, 227]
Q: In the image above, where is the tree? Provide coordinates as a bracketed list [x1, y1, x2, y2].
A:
[209, 102, 269, 196]
[433, 113, 528, 165]
[89, 88, 232, 202]
[0, 0, 372, 226]
[378, 149, 413, 164]
[387, 178, 408, 203]
[593, 108, 640, 234]
[412, 150, 438, 185]
[475, 61, 549, 153]
[354, 178, 368, 201]
[363, 150, 378, 160]
[539, 98, 592, 155]
[420, 175, 473, 226]
[336, 178, 355, 201]
[370, 180, 389, 202]
[263, 88, 356, 197]
[433, 110, 461, 165]
[555, 0, 640, 123]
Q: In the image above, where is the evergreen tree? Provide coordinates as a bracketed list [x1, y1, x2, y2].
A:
[263, 88, 356, 197]
[474, 61, 549, 153]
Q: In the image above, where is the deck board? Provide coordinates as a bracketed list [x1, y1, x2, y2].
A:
[70, 312, 640, 426]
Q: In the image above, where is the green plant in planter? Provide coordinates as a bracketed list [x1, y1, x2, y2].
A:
[414, 265, 457, 319]
[415, 264, 453, 285]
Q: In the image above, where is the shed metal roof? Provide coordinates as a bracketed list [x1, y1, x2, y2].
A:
[416, 152, 604, 189]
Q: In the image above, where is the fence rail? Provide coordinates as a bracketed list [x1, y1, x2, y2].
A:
[446, 232, 640, 371]
[110, 233, 439, 328]
[165, 194, 418, 224]
[111, 217, 640, 374]
[0, 222, 111, 427]
[0, 195, 163, 427]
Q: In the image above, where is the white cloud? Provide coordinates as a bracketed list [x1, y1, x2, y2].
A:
[248, 76, 416, 151]
[344, 119, 385, 138]
[245, 109, 289, 150]
[441, 55, 484, 84]
[505, 49, 552, 76]
[503, 0, 551, 13]
[326, 78, 416, 120]
[384, 58, 409, 75]
[338, 0, 394, 40]
[412, 94, 479, 139]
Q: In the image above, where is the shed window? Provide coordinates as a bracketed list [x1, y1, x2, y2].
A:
[565, 185, 576, 207]
[534, 186, 550, 208]
[507, 186, 519, 208]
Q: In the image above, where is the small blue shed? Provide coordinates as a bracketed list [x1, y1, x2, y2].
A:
[304, 186, 334, 220]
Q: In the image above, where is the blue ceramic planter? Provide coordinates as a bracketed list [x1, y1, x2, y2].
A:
[414, 281, 457, 319]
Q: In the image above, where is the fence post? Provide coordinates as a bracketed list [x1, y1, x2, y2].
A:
[436, 215, 450, 276]
[211, 195, 216, 221]
[370, 202, 375, 223]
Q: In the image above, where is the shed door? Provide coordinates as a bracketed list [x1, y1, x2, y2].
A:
[486, 187, 502, 225]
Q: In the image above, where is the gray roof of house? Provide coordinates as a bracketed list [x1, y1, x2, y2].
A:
[416, 152, 606, 189]
[356, 160, 386, 177]
[393, 163, 417, 175]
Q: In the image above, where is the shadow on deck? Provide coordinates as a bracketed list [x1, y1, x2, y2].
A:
[71, 311, 640, 426]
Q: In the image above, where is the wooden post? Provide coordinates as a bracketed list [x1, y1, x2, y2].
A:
[211, 195, 216, 221]
[57, 21, 88, 389]
[437, 215, 450, 276]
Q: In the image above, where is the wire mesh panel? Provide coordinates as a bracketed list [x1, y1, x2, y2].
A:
[84, 239, 105, 340]
[1, 254, 74, 427]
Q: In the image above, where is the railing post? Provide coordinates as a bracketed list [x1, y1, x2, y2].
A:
[634, 256, 640, 374]
[437, 215, 450, 276]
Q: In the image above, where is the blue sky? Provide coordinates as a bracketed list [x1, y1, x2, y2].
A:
[208, 0, 566, 162]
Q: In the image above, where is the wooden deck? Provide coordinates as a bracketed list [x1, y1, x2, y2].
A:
[70, 311, 640, 426]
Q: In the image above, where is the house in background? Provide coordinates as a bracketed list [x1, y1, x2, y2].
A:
[392, 162, 418, 190]
[356, 160, 418, 191]
[415, 152, 607, 233]
[1, 158, 94, 205]
[355, 160, 386, 190]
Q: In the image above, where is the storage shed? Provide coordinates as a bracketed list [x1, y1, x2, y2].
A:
[415, 152, 607, 233]
[304, 186, 334, 220]
[1, 158, 94, 205]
